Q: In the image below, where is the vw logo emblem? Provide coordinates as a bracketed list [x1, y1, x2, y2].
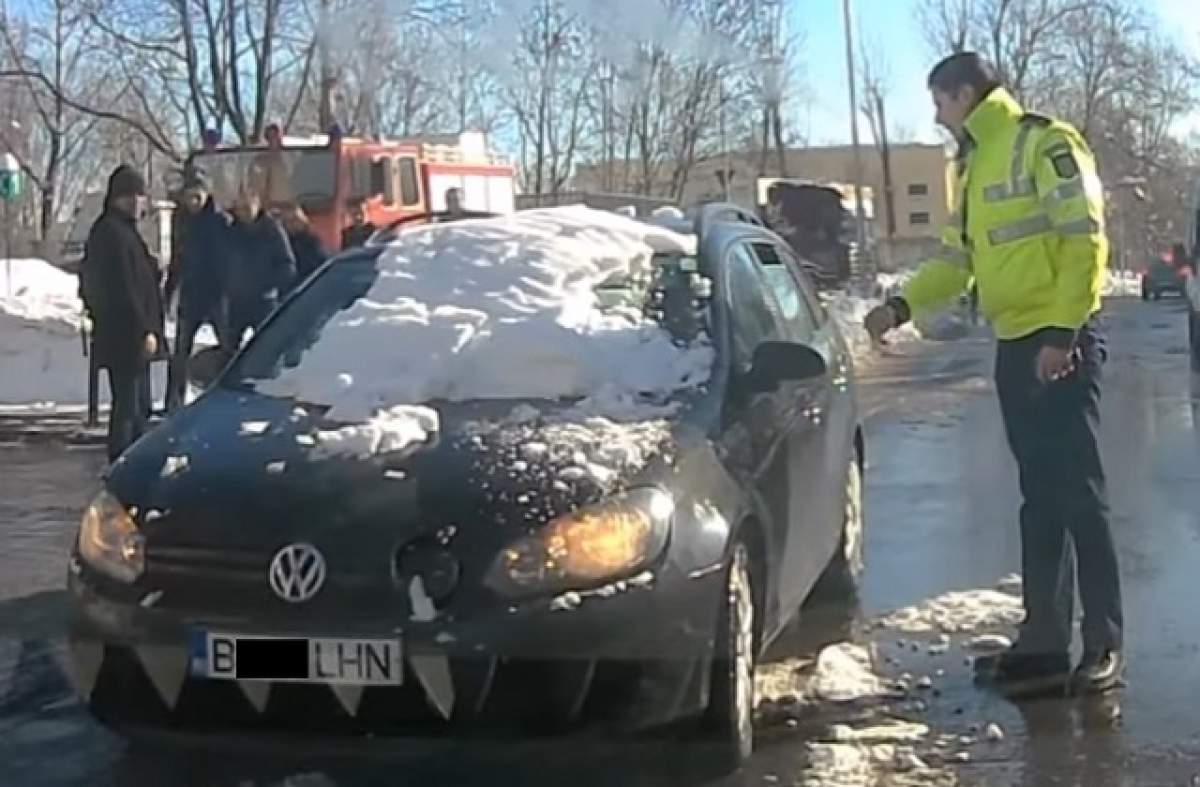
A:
[268, 543, 326, 603]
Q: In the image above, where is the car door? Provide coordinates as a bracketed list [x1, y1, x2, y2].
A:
[718, 241, 826, 615]
[778, 243, 859, 580]
[746, 239, 843, 601]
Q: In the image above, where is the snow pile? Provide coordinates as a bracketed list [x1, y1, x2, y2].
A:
[258, 207, 712, 430]
[0, 258, 92, 406]
[875, 586, 1024, 634]
[463, 399, 674, 491]
[1103, 270, 1141, 298]
[315, 405, 440, 458]
[807, 643, 886, 703]
[0, 258, 82, 331]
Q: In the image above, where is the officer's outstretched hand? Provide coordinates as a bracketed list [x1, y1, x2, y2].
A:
[864, 304, 897, 343]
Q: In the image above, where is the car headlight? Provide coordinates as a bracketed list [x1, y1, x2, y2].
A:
[484, 488, 673, 598]
[77, 490, 145, 584]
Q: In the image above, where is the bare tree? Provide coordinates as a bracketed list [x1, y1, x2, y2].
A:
[0, 0, 114, 240]
[916, 0, 974, 55]
[507, 0, 593, 195]
[859, 38, 897, 258]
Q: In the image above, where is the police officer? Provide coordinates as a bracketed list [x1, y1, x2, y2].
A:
[866, 53, 1123, 695]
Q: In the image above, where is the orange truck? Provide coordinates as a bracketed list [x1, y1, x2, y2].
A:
[184, 128, 516, 251]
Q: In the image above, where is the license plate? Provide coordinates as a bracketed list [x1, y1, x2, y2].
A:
[190, 633, 403, 685]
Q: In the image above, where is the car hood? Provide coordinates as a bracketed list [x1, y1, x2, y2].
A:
[107, 388, 687, 554]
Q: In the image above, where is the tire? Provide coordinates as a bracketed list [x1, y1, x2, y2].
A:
[813, 458, 865, 598]
[700, 542, 756, 773]
[1190, 312, 1200, 371]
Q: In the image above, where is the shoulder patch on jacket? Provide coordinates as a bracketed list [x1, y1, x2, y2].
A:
[1020, 112, 1053, 127]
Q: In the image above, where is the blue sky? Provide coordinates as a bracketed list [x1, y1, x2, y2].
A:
[791, 0, 1200, 146]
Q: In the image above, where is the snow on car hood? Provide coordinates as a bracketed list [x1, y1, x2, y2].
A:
[254, 206, 712, 457]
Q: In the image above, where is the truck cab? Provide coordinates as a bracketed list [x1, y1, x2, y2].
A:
[186, 129, 515, 252]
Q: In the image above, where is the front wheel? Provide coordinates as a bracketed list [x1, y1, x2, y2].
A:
[813, 458, 865, 599]
[700, 542, 757, 773]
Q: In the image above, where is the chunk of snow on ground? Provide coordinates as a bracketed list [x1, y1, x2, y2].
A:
[314, 405, 439, 458]
[1104, 270, 1142, 298]
[808, 643, 885, 702]
[996, 573, 1022, 593]
[965, 634, 1013, 653]
[876, 588, 1024, 634]
[254, 207, 711, 422]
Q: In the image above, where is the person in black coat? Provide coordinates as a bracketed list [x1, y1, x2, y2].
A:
[226, 189, 297, 347]
[79, 165, 167, 461]
[164, 170, 233, 411]
[278, 203, 328, 285]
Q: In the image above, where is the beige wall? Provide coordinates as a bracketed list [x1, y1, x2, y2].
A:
[574, 143, 955, 243]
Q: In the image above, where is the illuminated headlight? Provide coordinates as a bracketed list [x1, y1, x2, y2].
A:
[485, 488, 673, 598]
[77, 490, 145, 584]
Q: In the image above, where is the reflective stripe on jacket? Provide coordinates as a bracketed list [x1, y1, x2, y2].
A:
[903, 87, 1109, 341]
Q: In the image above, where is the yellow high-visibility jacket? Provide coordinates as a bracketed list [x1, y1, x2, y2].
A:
[899, 88, 1108, 344]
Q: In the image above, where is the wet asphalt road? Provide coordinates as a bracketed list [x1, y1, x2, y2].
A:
[3, 295, 1200, 786]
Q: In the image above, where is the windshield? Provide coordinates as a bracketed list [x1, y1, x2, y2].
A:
[223, 223, 712, 422]
[191, 148, 336, 210]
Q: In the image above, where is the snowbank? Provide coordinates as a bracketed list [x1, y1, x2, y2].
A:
[1103, 270, 1141, 298]
[0, 259, 92, 406]
[874, 585, 1024, 634]
[261, 207, 713, 441]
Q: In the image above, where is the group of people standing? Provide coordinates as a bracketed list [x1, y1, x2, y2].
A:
[79, 163, 379, 461]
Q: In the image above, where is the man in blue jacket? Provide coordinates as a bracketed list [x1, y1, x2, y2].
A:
[165, 170, 232, 411]
[226, 188, 297, 347]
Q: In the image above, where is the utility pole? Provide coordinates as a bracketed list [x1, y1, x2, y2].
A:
[841, 0, 870, 282]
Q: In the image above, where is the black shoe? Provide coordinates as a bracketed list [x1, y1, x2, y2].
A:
[975, 648, 1071, 697]
[1071, 650, 1124, 695]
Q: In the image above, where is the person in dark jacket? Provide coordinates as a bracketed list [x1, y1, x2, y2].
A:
[340, 197, 376, 249]
[79, 165, 166, 461]
[226, 189, 297, 347]
[278, 203, 328, 284]
[164, 170, 233, 411]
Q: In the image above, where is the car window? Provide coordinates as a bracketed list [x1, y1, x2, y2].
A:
[725, 243, 785, 369]
[748, 241, 819, 344]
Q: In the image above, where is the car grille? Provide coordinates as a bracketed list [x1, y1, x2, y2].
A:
[144, 543, 401, 624]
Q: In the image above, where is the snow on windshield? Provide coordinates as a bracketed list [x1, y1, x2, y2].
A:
[257, 206, 710, 420]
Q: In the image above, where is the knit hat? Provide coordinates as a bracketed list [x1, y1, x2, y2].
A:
[106, 165, 146, 201]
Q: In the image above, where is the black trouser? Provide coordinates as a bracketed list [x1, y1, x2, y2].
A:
[995, 321, 1123, 655]
[107, 363, 149, 461]
[167, 302, 230, 412]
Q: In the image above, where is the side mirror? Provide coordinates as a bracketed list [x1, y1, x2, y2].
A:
[745, 341, 827, 393]
[189, 346, 234, 390]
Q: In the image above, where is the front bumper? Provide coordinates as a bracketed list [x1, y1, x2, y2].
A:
[66, 557, 725, 735]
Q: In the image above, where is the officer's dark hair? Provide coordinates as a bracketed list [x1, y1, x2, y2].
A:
[927, 52, 1001, 97]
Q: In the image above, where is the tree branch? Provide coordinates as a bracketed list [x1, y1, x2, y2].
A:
[0, 68, 180, 159]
